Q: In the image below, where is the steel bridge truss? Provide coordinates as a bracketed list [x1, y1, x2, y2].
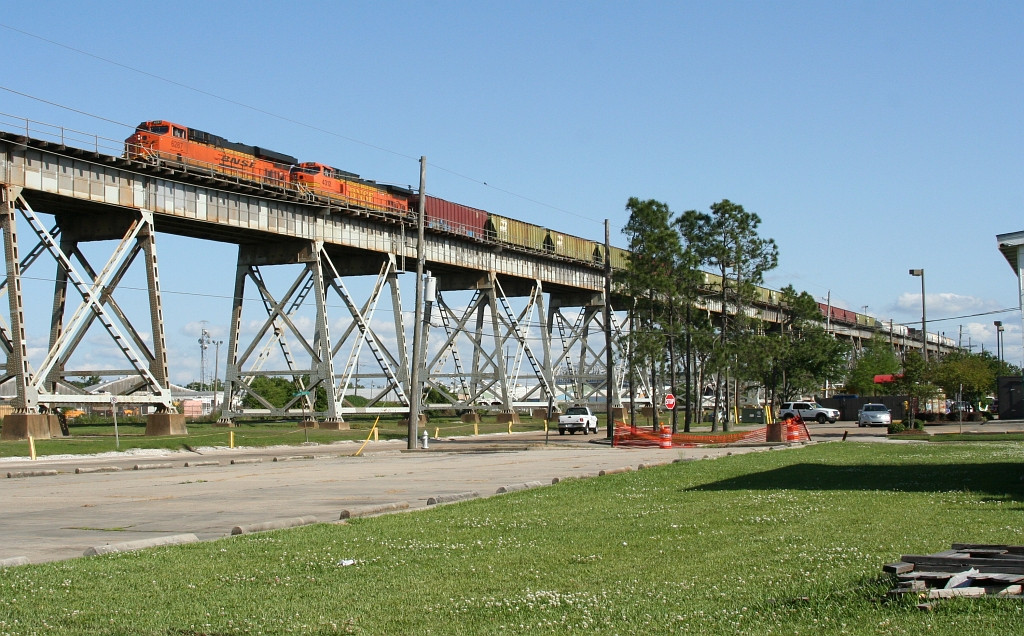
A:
[217, 251, 630, 420]
[220, 241, 412, 423]
[0, 184, 630, 420]
[0, 184, 173, 411]
[407, 272, 633, 413]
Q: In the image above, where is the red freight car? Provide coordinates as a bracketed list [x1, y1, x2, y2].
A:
[410, 194, 488, 239]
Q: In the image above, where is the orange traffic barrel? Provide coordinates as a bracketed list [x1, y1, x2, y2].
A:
[786, 422, 799, 442]
[659, 426, 672, 449]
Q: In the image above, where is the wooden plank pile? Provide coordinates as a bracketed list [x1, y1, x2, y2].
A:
[884, 543, 1024, 610]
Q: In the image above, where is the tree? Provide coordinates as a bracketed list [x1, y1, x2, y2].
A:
[618, 198, 681, 428]
[844, 336, 901, 396]
[930, 351, 1010, 409]
[775, 326, 850, 401]
[762, 285, 845, 404]
[893, 351, 940, 422]
[68, 375, 102, 389]
[678, 200, 779, 430]
[660, 210, 713, 432]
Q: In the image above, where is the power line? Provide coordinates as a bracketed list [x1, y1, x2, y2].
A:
[0, 24, 604, 227]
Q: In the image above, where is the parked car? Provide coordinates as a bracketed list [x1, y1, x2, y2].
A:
[857, 403, 892, 427]
[558, 405, 599, 435]
[779, 401, 839, 424]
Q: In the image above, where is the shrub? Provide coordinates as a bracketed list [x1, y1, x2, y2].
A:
[888, 420, 906, 434]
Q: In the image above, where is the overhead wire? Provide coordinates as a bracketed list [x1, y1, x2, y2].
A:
[0, 23, 604, 227]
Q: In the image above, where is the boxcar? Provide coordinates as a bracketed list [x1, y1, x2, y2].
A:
[486, 214, 548, 252]
[548, 231, 594, 263]
[410, 194, 487, 238]
[608, 246, 630, 271]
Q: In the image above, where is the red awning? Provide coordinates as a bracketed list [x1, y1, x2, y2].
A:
[873, 374, 903, 384]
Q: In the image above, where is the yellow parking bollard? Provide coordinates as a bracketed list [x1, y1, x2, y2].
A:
[434, 427, 439, 439]
[474, 422, 479, 436]
[28, 435, 36, 460]
[229, 430, 235, 448]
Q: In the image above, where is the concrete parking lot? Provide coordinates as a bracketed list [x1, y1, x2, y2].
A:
[2, 419, 1020, 565]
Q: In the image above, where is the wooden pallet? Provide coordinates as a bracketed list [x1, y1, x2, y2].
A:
[883, 544, 1024, 610]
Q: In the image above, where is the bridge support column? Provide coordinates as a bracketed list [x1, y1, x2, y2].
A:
[0, 185, 36, 413]
[0, 413, 54, 440]
[145, 413, 187, 436]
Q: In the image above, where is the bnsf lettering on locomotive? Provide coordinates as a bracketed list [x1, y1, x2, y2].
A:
[220, 153, 256, 169]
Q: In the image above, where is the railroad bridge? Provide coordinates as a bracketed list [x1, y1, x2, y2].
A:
[0, 121, 945, 436]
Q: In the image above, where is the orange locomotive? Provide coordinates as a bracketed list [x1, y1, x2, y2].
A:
[289, 162, 408, 213]
[126, 120, 294, 185]
[125, 121, 409, 214]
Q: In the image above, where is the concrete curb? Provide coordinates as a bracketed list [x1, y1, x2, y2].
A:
[231, 458, 263, 465]
[75, 466, 122, 474]
[426, 491, 480, 505]
[339, 501, 409, 519]
[638, 461, 672, 470]
[6, 469, 58, 478]
[273, 455, 315, 462]
[184, 460, 220, 467]
[598, 466, 634, 476]
[133, 463, 173, 471]
[496, 480, 545, 493]
[231, 516, 319, 535]
[83, 533, 199, 556]
[0, 556, 30, 567]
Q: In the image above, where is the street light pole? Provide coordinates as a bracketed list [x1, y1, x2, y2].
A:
[994, 321, 1004, 365]
[212, 339, 223, 414]
[909, 269, 927, 362]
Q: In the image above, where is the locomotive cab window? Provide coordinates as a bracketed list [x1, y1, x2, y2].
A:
[139, 123, 169, 135]
[173, 127, 186, 139]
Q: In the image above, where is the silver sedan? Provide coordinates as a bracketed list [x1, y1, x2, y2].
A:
[858, 403, 892, 427]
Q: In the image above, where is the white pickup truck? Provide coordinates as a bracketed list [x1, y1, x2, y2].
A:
[558, 406, 599, 435]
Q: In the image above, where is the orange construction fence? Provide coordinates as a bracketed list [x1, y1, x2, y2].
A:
[613, 420, 811, 447]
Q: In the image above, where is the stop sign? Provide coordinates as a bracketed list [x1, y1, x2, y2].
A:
[664, 393, 676, 409]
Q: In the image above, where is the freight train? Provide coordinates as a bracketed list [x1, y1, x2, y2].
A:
[125, 119, 951, 348]
[125, 119, 629, 269]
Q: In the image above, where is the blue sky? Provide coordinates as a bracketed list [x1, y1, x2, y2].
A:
[1, 1, 1022, 383]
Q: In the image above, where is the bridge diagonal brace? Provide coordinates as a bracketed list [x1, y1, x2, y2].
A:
[492, 277, 552, 399]
[16, 198, 167, 399]
[240, 266, 315, 394]
[53, 242, 155, 371]
[331, 259, 393, 403]
[321, 252, 408, 406]
[237, 265, 318, 367]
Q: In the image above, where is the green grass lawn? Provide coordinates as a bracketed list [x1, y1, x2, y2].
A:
[2, 442, 1023, 634]
[0, 416, 555, 458]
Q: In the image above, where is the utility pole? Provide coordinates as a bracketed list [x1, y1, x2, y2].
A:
[198, 323, 211, 390]
[603, 219, 614, 439]
[408, 157, 426, 450]
[212, 339, 223, 414]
